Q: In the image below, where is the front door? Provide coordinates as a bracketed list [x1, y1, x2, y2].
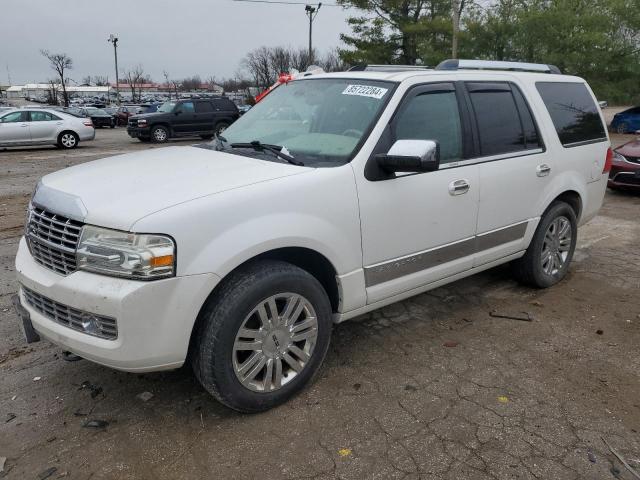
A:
[0, 111, 30, 145]
[173, 101, 196, 133]
[356, 83, 480, 304]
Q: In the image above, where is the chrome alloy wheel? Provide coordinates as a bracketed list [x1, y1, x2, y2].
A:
[61, 133, 76, 148]
[541, 216, 572, 275]
[153, 128, 167, 141]
[232, 293, 318, 393]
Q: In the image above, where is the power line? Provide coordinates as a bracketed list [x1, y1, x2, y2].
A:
[230, 0, 343, 6]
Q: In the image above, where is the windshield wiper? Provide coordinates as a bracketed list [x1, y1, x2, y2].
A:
[230, 140, 304, 166]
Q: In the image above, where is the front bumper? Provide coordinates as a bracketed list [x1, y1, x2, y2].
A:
[608, 162, 640, 189]
[15, 237, 220, 372]
[127, 126, 151, 138]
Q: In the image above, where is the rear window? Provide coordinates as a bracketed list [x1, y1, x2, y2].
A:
[536, 82, 606, 147]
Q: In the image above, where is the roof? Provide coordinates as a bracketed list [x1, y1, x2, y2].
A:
[301, 69, 582, 83]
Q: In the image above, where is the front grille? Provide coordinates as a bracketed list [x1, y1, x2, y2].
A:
[128, 119, 137, 127]
[613, 172, 640, 186]
[22, 286, 118, 340]
[26, 206, 83, 275]
[623, 155, 640, 165]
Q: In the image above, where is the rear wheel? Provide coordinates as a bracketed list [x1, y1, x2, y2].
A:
[151, 125, 169, 143]
[191, 260, 332, 412]
[511, 201, 577, 288]
[57, 131, 79, 149]
[616, 123, 628, 134]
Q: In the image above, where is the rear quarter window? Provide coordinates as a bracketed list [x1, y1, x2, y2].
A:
[536, 82, 607, 147]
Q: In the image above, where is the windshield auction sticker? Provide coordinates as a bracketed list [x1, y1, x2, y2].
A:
[342, 84, 389, 99]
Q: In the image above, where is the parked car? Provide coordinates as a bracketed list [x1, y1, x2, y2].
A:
[0, 108, 94, 148]
[115, 105, 140, 126]
[73, 107, 114, 128]
[14, 60, 610, 412]
[103, 107, 119, 126]
[610, 106, 640, 134]
[609, 135, 640, 190]
[127, 98, 239, 143]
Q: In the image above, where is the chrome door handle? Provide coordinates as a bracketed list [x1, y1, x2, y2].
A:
[536, 164, 551, 177]
[449, 179, 470, 196]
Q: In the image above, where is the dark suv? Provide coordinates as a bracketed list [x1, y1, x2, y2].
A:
[127, 98, 239, 143]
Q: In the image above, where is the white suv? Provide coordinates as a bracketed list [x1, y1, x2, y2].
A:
[14, 60, 611, 412]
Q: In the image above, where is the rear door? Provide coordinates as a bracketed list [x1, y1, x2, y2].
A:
[194, 101, 215, 132]
[0, 111, 30, 145]
[467, 81, 549, 266]
[28, 110, 62, 142]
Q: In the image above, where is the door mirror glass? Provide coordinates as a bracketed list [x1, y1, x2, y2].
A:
[376, 139, 440, 173]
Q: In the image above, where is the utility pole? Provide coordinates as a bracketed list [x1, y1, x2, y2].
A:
[108, 34, 120, 105]
[304, 3, 321, 65]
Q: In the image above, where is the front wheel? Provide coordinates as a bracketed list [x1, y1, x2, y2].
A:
[511, 201, 578, 288]
[57, 131, 79, 149]
[191, 260, 332, 412]
[151, 125, 169, 143]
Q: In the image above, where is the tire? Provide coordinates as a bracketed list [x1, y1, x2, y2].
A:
[57, 131, 79, 149]
[616, 123, 628, 134]
[151, 125, 169, 143]
[191, 260, 332, 413]
[214, 122, 229, 136]
[511, 201, 578, 288]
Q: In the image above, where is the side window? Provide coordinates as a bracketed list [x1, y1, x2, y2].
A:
[394, 89, 463, 163]
[511, 87, 542, 149]
[195, 101, 214, 113]
[467, 83, 530, 156]
[178, 102, 195, 113]
[1, 111, 26, 123]
[30, 111, 54, 122]
[536, 82, 606, 146]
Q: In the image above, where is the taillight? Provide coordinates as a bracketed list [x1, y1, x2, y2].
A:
[83, 120, 93, 127]
[603, 147, 613, 174]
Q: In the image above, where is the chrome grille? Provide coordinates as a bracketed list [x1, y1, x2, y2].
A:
[22, 286, 118, 340]
[26, 206, 83, 275]
[624, 155, 640, 165]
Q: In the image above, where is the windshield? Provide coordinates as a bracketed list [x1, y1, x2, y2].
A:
[220, 78, 393, 166]
[158, 101, 176, 113]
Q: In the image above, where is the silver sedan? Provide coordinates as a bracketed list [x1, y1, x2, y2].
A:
[0, 108, 95, 149]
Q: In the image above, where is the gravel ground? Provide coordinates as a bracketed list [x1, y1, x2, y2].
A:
[1, 127, 639, 480]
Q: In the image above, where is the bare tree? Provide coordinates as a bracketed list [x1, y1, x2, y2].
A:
[41, 50, 72, 106]
[320, 48, 347, 72]
[46, 79, 59, 105]
[124, 65, 148, 102]
[180, 75, 202, 92]
[243, 46, 274, 89]
[82, 75, 109, 86]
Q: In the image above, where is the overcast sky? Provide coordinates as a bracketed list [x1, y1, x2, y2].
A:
[2, 0, 354, 85]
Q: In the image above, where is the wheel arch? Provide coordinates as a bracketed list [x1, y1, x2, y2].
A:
[187, 246, 341, 359]
[549, 190, 583, 221]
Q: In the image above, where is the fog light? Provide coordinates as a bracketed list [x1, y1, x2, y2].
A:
[80, 313, 101, 336]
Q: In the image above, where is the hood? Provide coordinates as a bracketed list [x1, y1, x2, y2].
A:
[35, 146, 310, 231]
[131, 111, 161, 119]
[615, 138, 640, 157]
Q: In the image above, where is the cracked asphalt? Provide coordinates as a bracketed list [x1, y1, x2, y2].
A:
[1, 128, 639, 479]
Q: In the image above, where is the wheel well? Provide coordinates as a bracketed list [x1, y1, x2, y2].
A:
[58, 130, 78, 139]
[186, 247, 340, 361]
[551, 191, 582, 220]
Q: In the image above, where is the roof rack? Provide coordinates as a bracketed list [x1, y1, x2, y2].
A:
[348, 64, 430, 73]
[435, 59, 561, 75]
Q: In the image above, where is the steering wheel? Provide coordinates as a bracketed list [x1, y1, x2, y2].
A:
[341, 128, 363, 138]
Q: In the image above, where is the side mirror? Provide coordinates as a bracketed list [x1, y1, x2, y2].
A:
[376, 139, 440, 173]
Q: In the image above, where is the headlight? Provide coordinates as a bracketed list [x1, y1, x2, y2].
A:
[137, 119, 147, 126]
[76, 226, 175, 280]
[613, 151, 626, 163]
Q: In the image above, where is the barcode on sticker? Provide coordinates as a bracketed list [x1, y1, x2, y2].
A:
[342, 85, 388, 99]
